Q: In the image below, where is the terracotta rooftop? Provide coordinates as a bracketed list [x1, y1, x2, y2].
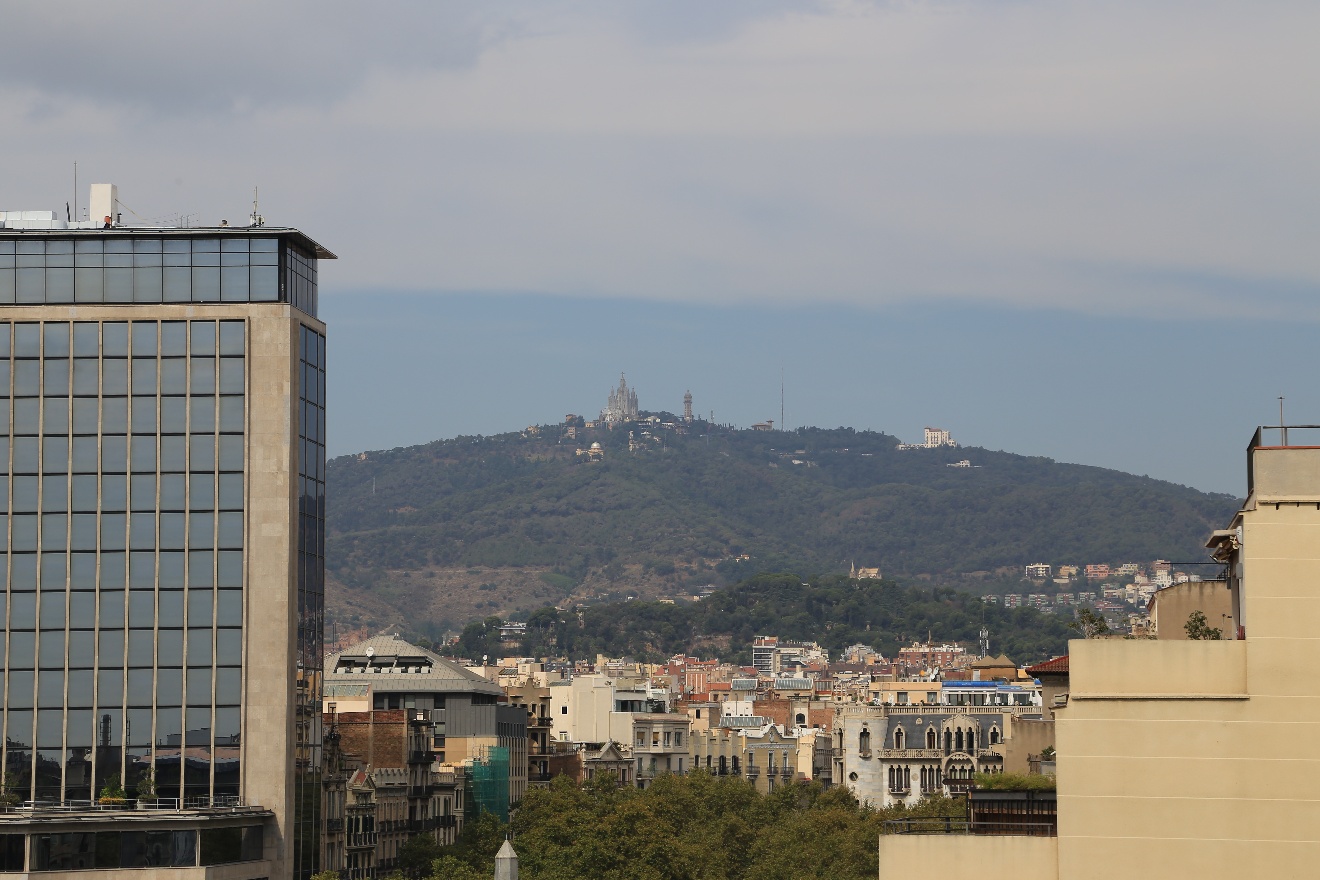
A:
[1025, 655, 1069, 675]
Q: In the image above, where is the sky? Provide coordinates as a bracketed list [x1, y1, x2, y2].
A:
[3, 1, 1317, 495]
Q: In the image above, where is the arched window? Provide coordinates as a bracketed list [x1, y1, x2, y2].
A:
[894, 727, 905, 749]
[859, 728, 871, 754]
[967, 730, 976, 752]
[944, 730, 953, 753]
[888, 767, 895, 789]
[990, 727, 1000, 745]
[796, 713, 806, 726]
[718, 756, 727, 775]
[920, 766, 927, 790]
[927, 728, 937, 750]
[956, 729, 964, 752]
[903, 766, 911, 789]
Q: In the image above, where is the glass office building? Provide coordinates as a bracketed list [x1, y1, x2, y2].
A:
[0, 198, 331, 880]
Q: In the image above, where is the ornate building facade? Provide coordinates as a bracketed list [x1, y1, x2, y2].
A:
[601, 374, 638, 424]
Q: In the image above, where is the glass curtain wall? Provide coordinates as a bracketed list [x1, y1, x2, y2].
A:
[291, 324, 325, 880]
[0, 319, 245, 804]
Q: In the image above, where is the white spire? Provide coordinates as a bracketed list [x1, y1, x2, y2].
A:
[495, 839, 519, 880]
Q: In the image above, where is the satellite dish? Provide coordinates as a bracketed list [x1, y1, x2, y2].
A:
[365, 647, 375, 658]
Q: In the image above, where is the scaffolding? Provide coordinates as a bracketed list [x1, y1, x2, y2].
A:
[467, 746, 510, 823]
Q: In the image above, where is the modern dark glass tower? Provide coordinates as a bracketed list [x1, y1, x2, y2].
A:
[0, 186, 331, 879]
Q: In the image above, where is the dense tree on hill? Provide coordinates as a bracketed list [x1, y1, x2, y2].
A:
[510, 572, 1072, 665]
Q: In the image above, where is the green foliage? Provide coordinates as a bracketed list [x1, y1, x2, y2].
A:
[98, 773, 127, 801]
[425, 856, 490, 880]
[458, 616, 505, 661]
[1069, 607, 1111, 639]
[1184, 609, 1223, 640]
[429, 772, 964, 880]
[538, 571, 576, 593]
[311, 872, 343, 880]
[973, 772, 1056, 791]
[398, 834, 443, 879]
[326, 426, 1239, 605]
[433, 811, 505, 879]
[522, 572, 1075, 664]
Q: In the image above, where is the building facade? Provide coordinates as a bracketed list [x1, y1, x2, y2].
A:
[878, 427, 1320, 879]
[0, 196, 331, 878]
[325, 635, 527, 810]
[834, 704, 1020, 808]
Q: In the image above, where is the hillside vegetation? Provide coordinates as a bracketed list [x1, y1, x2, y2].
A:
[456, 573, 1076, 666]
[325, 422, 1238, 637]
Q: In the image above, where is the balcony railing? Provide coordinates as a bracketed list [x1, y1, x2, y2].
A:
[886, 817, 1057, 836]
[0, 796, 262, 816]
[347, 832, 378, 849]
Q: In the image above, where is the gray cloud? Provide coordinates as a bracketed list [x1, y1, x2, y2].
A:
[2, 1, 1316, 320]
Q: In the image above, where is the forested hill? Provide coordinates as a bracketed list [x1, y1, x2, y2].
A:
[457, 573, 1076, 666]
[324, 422, 1239, 637]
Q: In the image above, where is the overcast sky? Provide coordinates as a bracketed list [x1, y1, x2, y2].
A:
[3, 2, 1317, 494]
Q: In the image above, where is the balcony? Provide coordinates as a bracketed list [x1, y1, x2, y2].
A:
[347, 832, 378, 849]
[0, 796, 267, 819]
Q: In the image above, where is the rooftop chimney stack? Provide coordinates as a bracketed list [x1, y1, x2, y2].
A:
[89, 183, 117, 227]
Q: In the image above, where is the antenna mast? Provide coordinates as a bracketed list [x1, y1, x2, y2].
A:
[250, 187, 263, 227]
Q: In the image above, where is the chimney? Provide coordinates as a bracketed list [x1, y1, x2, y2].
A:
[89, 184, 118, 227]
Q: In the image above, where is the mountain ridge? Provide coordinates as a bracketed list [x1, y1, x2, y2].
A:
[324, 422, 1239, 638]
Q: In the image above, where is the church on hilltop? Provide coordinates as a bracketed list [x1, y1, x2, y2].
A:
[601, 373, 639, 424]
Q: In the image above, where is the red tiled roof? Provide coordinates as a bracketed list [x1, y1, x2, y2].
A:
[1026, 655, 1069, 675]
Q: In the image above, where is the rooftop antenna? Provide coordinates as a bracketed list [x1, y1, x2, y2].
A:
[780, 367, 784, 431]
[250, 186, 264, 227]
[1279, 396, 1287, 446]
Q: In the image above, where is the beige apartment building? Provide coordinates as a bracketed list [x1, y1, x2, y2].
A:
[879, 426, 1320, 879]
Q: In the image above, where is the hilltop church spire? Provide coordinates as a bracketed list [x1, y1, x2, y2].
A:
[601, 373, 639, 423]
